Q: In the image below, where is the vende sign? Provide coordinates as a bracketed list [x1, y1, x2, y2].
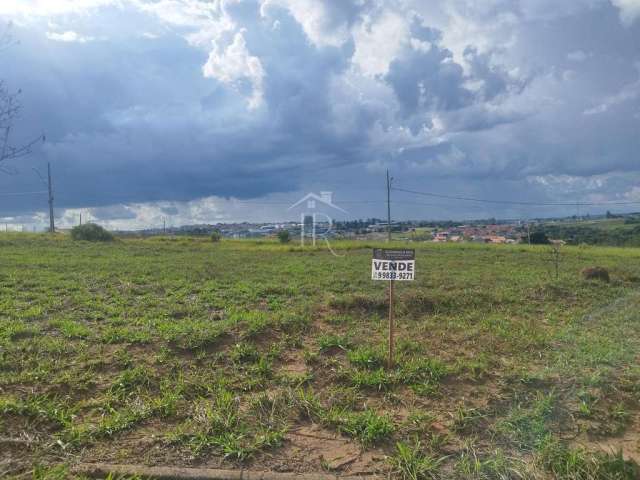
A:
[372, 248, 415, 281]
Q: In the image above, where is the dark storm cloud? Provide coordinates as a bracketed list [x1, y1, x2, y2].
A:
[0, 0, 639, 225]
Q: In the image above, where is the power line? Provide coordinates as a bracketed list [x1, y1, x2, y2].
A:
[0, 190, 48, 197]
[392, 186, 640, 207]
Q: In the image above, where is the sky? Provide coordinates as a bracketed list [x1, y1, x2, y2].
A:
[0, 0, 639, 230]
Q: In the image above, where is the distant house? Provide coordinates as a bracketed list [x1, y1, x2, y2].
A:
[486, 236, 507, 244]
[433, 232, 450, 242]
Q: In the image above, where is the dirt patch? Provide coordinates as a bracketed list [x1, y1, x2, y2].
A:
[267, 424, 387, 474]
[581, 266, 610, 283]
[573, 413, 640, 464]
[279, 352, 308, 375]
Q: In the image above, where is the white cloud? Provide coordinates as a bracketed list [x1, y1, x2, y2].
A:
[202, 29, 265, 109]
[567, 50, 589, 62]
[610, 0, 640, 25]
[0, 0, 119, 17]
[584, 66, 640, 114]
[46, 30, 95, 42]
[133, 0, 219, 28]
[261, 0, 353, 47]
[624, 185, 640, 200]
[352, 10, 409, 76]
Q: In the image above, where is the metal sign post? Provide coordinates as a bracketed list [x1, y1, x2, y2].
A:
[372, 248, 415, 368]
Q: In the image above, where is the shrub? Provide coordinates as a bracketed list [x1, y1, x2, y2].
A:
[581, 266, 610, 283]
[277, 229, 290, 243]
[530, 231, 550, 244]
[210, 230, 222, 242]
[70, 223, 114, 242]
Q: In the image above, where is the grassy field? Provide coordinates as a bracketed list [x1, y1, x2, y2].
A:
[541, 218, 640, 247]
[1, 235, 640, 479]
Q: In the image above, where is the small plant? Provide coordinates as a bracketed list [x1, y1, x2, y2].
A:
[348, 367, 393, 391]
[547, 241, 563, 281]
[347, 345, 386, 370]
[330, 408, 394, 446]
[50, 319, 91, 339]
[497, 393, 555, 449]
[318, 333, 352, 352]
[391, 440, 445, 480]
[70, 223, 114, 241]
[399, 357, 449, 386]
[210, 230, 222, 242]
[230, 342, 261, 364]
[277, 229, 290, 243]
[455, 444, 522, 479]
[451, 405, 485, 434]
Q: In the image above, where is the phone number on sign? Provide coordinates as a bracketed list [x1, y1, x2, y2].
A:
[372, 271, 414, 280]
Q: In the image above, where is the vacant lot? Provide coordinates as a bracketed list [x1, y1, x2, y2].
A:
[1, 235, 640, 479]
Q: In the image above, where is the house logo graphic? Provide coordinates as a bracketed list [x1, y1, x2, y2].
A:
[288, 191, 347, 247]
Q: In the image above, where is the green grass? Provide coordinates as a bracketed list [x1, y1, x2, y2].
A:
[1, 234, 639, 477]
[391, 440, 445, 480]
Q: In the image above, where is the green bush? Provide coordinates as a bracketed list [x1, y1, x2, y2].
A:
[530, 231, 550, 244]
[210, 230, 222, 242]
[277, 229, 290, 243]
[70, 223, 114, 242]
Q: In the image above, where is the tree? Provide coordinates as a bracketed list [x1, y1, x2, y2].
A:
[529, 231, 550, 245]
[1, 24, 44, 174]
[277, 229, 290, 243]
[210, 230, 222, 242]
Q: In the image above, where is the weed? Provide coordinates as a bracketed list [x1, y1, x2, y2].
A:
[497, 393, 555, 450]
[451, 405, 485, 434]
[230, 342, 261, 363]
[50, 319, 91, 339]
[318, 333, 352, 352]
[294, 388, 324, 422]
[328, 408, 394, 446]
[398, 357, 449, 386]
[390, 440, 445, 480]
[538, 438, 639, 479]
[109, 366, 155, 398]
[347, 367, 393, 391]
[347, 345, 386, 370]
[455, 441, 527, 479]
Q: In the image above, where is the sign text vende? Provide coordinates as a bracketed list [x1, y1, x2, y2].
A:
[371, 249, 416, 281]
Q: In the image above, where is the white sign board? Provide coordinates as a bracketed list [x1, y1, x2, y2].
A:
[371, 248, 415, 281]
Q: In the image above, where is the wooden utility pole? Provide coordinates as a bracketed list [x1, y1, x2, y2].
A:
[385, 169, 394, 368]
[47, 162, 54, 233]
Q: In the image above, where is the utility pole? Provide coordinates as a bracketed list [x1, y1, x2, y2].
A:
[386, 169, 394, 367]
[47, 162, 54, 233]
[386, 169, 392, 242]
[163, 217, 166, 235]
[79, 213, 82, 226]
